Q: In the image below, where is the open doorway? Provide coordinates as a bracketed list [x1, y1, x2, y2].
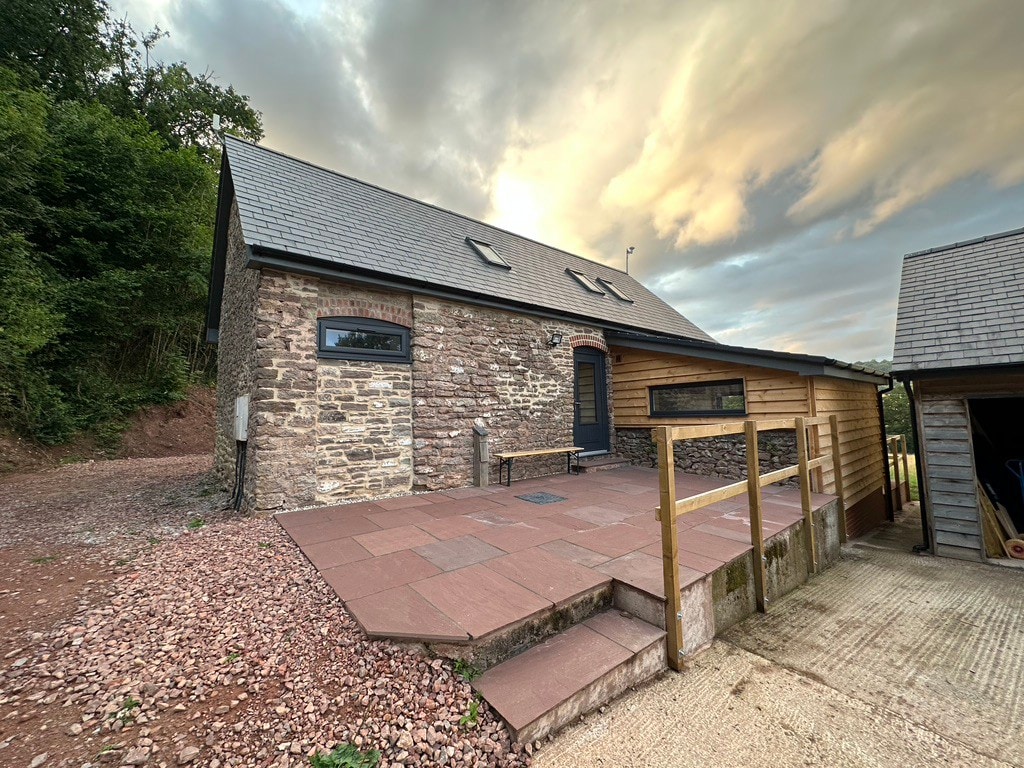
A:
[969, 397, 1024, 560]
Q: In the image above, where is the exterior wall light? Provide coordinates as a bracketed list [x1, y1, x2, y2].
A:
[548, 333, 564, 347]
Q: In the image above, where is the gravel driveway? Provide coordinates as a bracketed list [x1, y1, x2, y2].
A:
[0, 456, 527, 768]
[535, 511, 1024, 768]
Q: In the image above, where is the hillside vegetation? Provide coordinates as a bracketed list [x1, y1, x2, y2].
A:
[0, 0, 261, 445]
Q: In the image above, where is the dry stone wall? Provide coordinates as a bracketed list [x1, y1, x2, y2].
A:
[616, 428, 798, 483]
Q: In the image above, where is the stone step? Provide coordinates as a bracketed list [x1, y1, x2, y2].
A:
[426, 575, 613, 671]
[472, 609, 666, 744]
[577, 455, 632, 472]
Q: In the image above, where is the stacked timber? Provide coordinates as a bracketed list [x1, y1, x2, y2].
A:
[977, 480, 1024, 559]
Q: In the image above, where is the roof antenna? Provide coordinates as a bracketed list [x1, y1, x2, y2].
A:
[625, 246, 635, 274]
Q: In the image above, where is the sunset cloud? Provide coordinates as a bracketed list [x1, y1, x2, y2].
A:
[114, 0, 1024, 361]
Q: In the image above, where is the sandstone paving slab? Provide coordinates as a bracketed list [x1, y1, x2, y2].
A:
[353, 523, 438, 556]
[321, 549, 440, 601]
[473, 624, 632, 733]
[411, 564, 551, 639]
[484, 547, 611, 606]
[414, 534, 506, 571]
[346, 585, 470, 642]
[565, 523, 659, 559]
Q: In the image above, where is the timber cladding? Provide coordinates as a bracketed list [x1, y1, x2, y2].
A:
[610, 348, 887, 538]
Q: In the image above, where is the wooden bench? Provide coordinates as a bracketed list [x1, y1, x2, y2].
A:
[493, 446, 583, 487]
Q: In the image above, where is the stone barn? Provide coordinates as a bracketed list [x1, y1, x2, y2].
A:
[206, 136, 890, 539]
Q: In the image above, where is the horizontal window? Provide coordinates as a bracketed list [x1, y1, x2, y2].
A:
[649, 379, 746, 417]
[317, 317, 411, 363]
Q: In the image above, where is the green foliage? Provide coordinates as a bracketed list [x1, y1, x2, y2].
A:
[459, 696, 481, 728]
[309, 744, 381, 768]
[0, 0, 262, 445]
[453, 658, 481, 682]
[187, 517, 205, 531]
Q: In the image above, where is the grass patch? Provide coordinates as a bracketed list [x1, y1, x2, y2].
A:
[186, 517, 205, 531]
[453, 658, 481, 682]
[309, 744, 381, 768]
[258, 542, 274, 550]
[30, 555, 58, 565]
[111, 697, 141, 724]
[459, 696, 481, 729]
[890, 453, 919, 501]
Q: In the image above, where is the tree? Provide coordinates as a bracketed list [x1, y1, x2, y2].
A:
[0, 0, 110, 100]
[0, 0, 262, 445]
[98, 20, 262, 160]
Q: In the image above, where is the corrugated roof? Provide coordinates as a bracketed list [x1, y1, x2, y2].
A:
[892, 227, 1024, 374]
[220, 135, 713, 341]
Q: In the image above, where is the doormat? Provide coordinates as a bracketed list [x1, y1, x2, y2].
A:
[516, 492, 567, 505]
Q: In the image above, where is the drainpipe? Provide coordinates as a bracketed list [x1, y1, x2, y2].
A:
[904, 379, 930, 552]
[878, 379, 895, 523]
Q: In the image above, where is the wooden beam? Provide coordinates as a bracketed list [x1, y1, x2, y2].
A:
[746, 421, 768, 612]
[759, 465, 800, 486]
[829, 414, 847, 544]
[656, 427, 685, 671]
[674, 480, 748, 517]
[890, 436, 902, 510]
[796, 417, 819, 573]
[662, 423, 746, 440]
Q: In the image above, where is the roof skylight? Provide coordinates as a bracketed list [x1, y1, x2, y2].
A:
[566, 269, 605, 294]
[597, 278, 632, 303]
[467, 238, 510, 269]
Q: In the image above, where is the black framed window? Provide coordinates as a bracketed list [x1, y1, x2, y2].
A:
[317, 317, 411, 363]
[649, 379, 746, 417]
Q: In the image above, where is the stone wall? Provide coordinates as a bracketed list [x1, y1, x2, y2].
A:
[214, 199, 259, 501]
[616, 428, 798, 483]
[411, 297, 605, 489]
[314, 283, 413, 504]
[215, 201, 613, 508]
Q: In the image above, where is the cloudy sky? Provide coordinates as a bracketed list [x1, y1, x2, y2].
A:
[115, 0, 1024, 362]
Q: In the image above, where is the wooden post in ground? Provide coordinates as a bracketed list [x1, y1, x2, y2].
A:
[900, 435, 911, 503]
[828, 415, 847, 544]
[796, 417, 819, 574]
[655, 427, 684, 671]
[890, 436, 902, 510]
[745, 420, 768, 612]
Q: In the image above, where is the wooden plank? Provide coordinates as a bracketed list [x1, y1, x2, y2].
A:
[929, 489, 979, 508]
[759, 465, 800, 486]
[829, 414, 847, 544]
[806, 455, 829, 471]
[745, 421, 768, 613]
[929, 464, 975, 481]
[796, 417, 818, 574]
[656, 428, 684, 671]
[935, 529, 982, 548]
[935, 543, 983, 561]
[493, 446, 582, 459]
[663, 423, 746, 440]
[674, 480, 748, 516]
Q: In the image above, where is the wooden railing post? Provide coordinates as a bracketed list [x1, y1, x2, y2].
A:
[655, 427, 685, 671]
[890, 436, 902, 510]
[796, 417, 819, 574]
[828, 414, 847, 544]
[900, 435, 911, 502]
[745, 420, 768, 612]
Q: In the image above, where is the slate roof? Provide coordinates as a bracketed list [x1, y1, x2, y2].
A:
[217, 135, 713, 341]
[892, 226, 1024, 374]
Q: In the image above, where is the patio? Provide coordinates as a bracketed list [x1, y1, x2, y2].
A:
[276, 466, 834, 646]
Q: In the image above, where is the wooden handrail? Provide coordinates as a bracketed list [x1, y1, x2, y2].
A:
[654, 415, 847, 668]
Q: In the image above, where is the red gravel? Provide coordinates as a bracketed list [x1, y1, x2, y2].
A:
[0, 457, 529, 768]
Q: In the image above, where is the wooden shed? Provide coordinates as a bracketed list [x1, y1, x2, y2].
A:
[893, 227, 1024, 562]
[606, 333, 892, 539]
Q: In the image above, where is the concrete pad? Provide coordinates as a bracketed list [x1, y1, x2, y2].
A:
[282, 514, 380, 546]
[566, 524, 659, 558]
[365, 508, 435, 529]
[300, 537, 371, 571]
[476, 518, 574, 553]
[539, 539, 612, 567]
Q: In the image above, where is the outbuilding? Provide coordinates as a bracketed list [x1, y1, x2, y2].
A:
[893, 227, 1024, 562]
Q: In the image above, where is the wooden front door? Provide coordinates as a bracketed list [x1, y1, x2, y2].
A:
[573, 347, 610, 454]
